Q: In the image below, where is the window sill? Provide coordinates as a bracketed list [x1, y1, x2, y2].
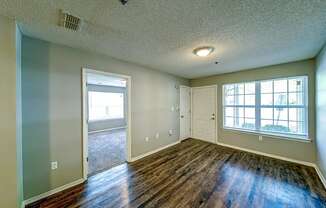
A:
[223, 127, 311, 143]
[88, 118, 125, 122]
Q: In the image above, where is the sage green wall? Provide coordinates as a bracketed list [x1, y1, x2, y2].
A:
[22, 37, 51, 200]
[0, 15, 23, 208]
[191, 59, 316, 163]
[22, 36, 188, 199]
[316, 44, 326, 179]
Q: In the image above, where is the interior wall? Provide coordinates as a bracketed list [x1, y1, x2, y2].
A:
[15, 23, 24, 208]
[191, 59, 316, 163]
[316, 43, 326, 179]
[0, 15, 23, 208]
[22, 36, 189, 199]
[87, 84, 127, 132]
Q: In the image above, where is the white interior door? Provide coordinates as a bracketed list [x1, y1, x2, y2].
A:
[192, 86, 217, 143]
[180, 86, 191, 140]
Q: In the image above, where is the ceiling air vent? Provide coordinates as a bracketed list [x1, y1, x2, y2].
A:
[60, 11, 81, 31]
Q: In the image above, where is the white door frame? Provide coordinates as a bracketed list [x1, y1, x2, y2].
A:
[191, 85, 218, 144]
[82, 68, 132, 180]
[179, 85, 191, 142]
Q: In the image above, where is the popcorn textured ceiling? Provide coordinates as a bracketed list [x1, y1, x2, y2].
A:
[0, 0, 325, 78]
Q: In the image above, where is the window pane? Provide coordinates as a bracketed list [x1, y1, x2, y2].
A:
[225, 95, 235, 105]
[235, 107, 244, 118]
[261, 108, 273, 119]
[261, 119, 273, 130]
[261, 93, 273, 105]
[273, 120, 289, 132]
[235, 95, 244, 105]
[235, 84, 244, 95]
[289, 121, 305, 134]
[274, 93, 287, 105]
[245, 95, 255, 105]
[262, 121, 289, 133]
[274, 79, 287, 93]
[245, 82, 255, 94]
[289, 92, 303, 105]
[243, 118, 255, 129]
[297, 122, 305, 134]
[289, 78, 303, 92]
[88, 91, 124, 121]
[225, 107, 234, 117]
[224, 85, 234, 96]
[261, 81, 273, 93]
[245, 107, 255, 118]
[289, 108, 304, 122]
[225, 117, 234, 127]
[274, 108, 288, 120]
[235, 117, 244, 128]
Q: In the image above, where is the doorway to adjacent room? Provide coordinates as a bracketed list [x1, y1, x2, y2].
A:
[82, 69, 131, 178]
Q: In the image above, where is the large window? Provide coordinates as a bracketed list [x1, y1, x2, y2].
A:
[223, 76, 308, 139]
[88, 91, 124, 121]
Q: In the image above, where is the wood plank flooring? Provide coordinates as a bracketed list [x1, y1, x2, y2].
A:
[26, 139, 326, 208]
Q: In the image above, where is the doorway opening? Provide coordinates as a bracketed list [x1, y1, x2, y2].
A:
[82, 68, 131, 178]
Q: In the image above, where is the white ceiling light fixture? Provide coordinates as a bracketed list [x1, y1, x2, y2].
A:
[193, 46, 215, 57]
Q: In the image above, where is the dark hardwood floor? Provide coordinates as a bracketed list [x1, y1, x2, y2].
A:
[26, 139, 326, 208]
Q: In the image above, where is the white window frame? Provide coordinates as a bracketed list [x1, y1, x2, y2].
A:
[223, 76, 309, 141]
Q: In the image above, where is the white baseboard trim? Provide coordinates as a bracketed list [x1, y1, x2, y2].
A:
[216, 141, 315, 167]
[88, 126, 126, 134]
[314, 164, 326, 189]
[23, 178, 85, 207]
[130, 141, 180, 162]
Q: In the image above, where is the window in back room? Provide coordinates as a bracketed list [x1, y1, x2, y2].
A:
[88, 91, 124, 121]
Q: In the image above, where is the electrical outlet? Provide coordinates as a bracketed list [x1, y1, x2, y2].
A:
[168, 129, 173, 136]
[145, 137, 149, 142]
[259, 136, 263, 141]
[155, 133, 160, 139]
[171, 106, 175, 112]
[51, 161, 58, 170]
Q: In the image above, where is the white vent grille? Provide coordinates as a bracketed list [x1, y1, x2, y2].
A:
[61, 11, 81, 31]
